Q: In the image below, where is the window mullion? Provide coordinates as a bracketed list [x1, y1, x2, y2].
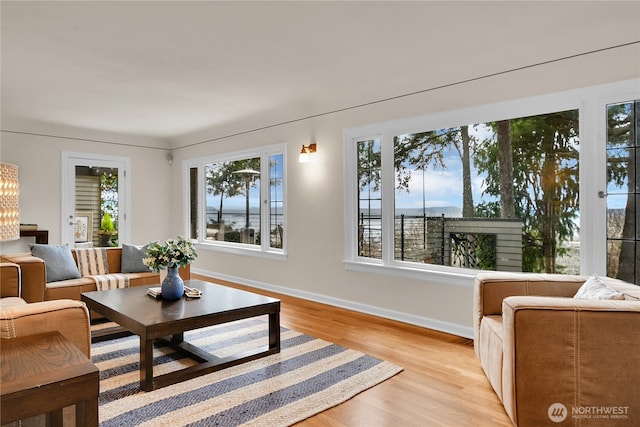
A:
[580, 98, 606, 274]
[344, 136, 359, 260]
[261, 151, 269, 252]
[381, 131, 395, 265]
[198, 163, 206, 244]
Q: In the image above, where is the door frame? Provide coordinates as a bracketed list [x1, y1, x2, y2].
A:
[61, 152, 131, 247]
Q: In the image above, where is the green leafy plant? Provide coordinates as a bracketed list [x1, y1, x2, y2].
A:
[99, 212, 116, 234]
[143, 237, 197, 272]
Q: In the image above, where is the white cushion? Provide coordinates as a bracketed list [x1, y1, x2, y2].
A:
[574, 274, 625, 300]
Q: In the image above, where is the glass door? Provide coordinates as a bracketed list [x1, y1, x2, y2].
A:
[61, 153, 130, 248]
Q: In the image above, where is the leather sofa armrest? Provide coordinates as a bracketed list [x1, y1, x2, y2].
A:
[500, 295, 640, 426]
[0, 299, 92, 358]
[0, 254, 46, 303]
[0, 262, 21, 298]
[473, 272, 587, 352]
[502, 294, 640, 314]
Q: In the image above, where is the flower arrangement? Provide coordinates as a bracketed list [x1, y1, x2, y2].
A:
[143, 236, 197, 272]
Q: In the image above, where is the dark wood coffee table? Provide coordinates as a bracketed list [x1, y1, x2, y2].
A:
[81, 279, 280, 391]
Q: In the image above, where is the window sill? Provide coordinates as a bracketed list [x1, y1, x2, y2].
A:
[196, 241, 287, 261]
[343, 259, 476, 288]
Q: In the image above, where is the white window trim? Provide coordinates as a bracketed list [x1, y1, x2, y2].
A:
[183, 143, 287, 261]
[344, 79, 640, 287]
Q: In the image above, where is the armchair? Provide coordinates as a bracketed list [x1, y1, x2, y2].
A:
[473, 272, 639, 426]
[0, 262, 91, 358]
[1, 262, 94, 426]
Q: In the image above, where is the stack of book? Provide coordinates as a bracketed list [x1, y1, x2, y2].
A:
[146, 286, 202, 299]
[146, 287, 162, 299]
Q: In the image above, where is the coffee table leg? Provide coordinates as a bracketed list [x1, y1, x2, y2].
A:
[140, 337, 154, 391]
[269, 311, 281, 353]
[171, 332, 184, 344]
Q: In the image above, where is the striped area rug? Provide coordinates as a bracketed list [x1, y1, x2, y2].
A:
[92, 317, 403, 426]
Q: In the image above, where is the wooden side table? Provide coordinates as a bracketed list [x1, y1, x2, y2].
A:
[1, 331, 99, 427]
[19, 229, 49, 244]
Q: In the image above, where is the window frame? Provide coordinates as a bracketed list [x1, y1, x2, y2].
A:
[183, 143, 287, 260]
[344, 79, 640, 287]
[604, 100, 639, 284]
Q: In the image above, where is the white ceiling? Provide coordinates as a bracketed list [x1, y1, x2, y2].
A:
[2, 1, 639, 142]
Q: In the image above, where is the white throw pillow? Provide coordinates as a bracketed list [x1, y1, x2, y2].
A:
[574, 274, 625, 300]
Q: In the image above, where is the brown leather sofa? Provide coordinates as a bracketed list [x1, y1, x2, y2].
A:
[1, 247, 190, 304]
[473, 272, 640, 426]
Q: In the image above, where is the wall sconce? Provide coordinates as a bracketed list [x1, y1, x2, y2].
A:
[298, 143, 317, 163]
[0, 162, 20, 241]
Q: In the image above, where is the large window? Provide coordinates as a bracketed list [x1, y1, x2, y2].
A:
[607, 100, 639, 284]
[393, 110, 579, 274]
[345, 80, 640, 284]
[356, 111, 579, 274]
[186, 145, 286, 257]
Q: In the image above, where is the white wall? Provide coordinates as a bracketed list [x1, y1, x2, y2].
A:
[170, 43, 640, 338]
[2, 41, 638, 338]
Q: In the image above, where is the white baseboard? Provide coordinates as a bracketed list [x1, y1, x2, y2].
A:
[192, 267, 474, 339]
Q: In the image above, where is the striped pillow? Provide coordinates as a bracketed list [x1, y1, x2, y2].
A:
[75, 248, 109, 277]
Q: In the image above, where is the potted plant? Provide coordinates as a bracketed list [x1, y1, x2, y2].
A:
[143, 237, 197, 299]
[98, 212, 116, 247]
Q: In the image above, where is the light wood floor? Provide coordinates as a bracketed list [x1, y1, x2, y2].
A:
[194, 274, 512, 427]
